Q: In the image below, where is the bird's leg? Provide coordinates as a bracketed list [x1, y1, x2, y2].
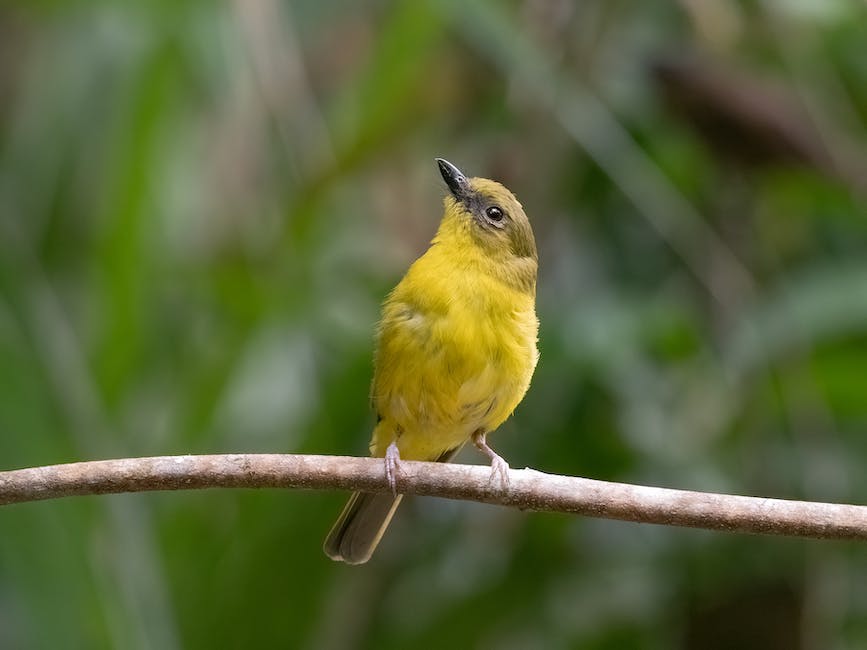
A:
[384, 440, 401, 496]
[472, 429, 510, 489]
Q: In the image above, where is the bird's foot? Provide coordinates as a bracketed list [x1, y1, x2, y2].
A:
[472, 429, 510, 490]
[385, 441, 401, 496]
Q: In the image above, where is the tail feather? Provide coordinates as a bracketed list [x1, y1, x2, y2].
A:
[323, 492, 403, 564]
[323, 444, 464, 564]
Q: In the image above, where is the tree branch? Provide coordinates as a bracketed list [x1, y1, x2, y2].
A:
[0, 454, 865, 540]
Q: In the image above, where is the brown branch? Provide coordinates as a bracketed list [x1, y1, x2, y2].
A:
[0, 454, 865, 540]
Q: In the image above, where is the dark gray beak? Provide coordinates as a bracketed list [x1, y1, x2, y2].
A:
[436, 158, 469, 198]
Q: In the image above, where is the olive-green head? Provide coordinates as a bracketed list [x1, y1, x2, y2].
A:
[436, 158, 537, 263]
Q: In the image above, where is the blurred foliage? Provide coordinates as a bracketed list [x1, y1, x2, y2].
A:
[1, 1, 867, 648]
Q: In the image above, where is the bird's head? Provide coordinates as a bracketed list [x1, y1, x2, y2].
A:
[436, 158, 537, 263]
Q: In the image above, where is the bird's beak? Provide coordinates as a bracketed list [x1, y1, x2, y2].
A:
[436, 158, 469, 198]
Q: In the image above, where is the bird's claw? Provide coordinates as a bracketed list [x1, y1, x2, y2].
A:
[472, 429, 511, 491]
[385, 441, 401, 496]
[489, 454, 511, 490]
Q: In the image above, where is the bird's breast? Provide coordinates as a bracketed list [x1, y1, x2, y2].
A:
[371, 270, 538, 456]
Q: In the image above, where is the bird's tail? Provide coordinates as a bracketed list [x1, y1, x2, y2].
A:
[323, 491, 403, 564]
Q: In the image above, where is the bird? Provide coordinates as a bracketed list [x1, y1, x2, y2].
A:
[323, 158, 539, 564]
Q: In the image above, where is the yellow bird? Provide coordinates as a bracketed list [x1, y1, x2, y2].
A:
[323, 158, 539, 564]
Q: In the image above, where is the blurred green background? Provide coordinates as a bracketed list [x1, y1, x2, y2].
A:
[2, 1, 867, 648]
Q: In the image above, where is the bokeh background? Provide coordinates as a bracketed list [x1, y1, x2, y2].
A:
[2, 1, 867, 648]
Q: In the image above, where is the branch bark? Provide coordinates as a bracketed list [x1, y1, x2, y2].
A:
[0, 454, 865, 541]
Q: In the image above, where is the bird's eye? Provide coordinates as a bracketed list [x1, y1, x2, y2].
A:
[485, 206, 504, 222]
